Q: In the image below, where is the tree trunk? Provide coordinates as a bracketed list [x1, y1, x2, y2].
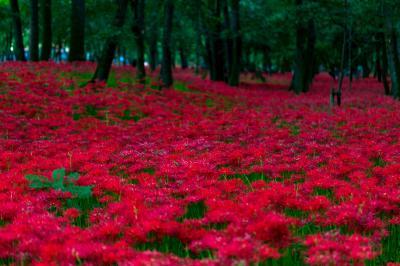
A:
[227, 0, 241, 86]
[383, 1, 400, 99]
[291, 0, 316, 94]
[207, 0, 225, 81]
[179, 45, 188, 69]
[69, 0, 85, 61]
[361, 53, 370, 78]
[148, 8, 158, 72]
[194, 0, 202, 74]
[291, 0, 308, 94]
[92, 0, 129, 82]
[148, 41, 157, 72]
[304, 18, 316, 91]
[337, 19, 347, 98]
[378, 32, 390, 95]
[40, 0, 52, 60]
[375, 43, 382, 82]
[222, 0, 232, 76]
[131, 0, 146, 82]
[387, 27, 400, 99]
[9, 0, 26, 61]
[29, 0, 39, 61]
[160, 0, 174, 88]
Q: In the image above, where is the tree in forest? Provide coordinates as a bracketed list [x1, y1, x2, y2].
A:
[29, 0, 39, 61]
[9, 0, 26, 61]
[205, 0, 225, 81]
[227, 0, 241, 86]
[160, 0, 174, 88]
[40, 0, 52, 61]
[291, 0, 316, 94]
[382, 0, 400, 99]
[131, 0, 146, 82]
[146, 0, 161, 72]
[69, 0, 86, 61]
[92, 0, 129, 82]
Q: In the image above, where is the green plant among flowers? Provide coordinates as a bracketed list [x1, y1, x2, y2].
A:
[25, 168, 92, 198]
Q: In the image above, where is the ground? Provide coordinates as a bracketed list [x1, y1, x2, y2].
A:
[0, 62, 399, 265]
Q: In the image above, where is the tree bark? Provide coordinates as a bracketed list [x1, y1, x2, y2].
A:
[378, 32, 390, 95]
[206, 0, 225, 81]
[194, 0, 202, 74]
[375, 43, 382, 82]
[160, 0, 174, 88]
[383, 1, 400, 99]
[9, 0, 26, 61]
[360, 52, 370, 78]
[92, 0, 129, 82]
[29, 0, 39, 61]
[69, 0, 86, 61]
[40, 0, 52, 61]
[387, 27, 400, 99]
[131, 0, 146, 82]
[148, 8, 158, 72]
[291, 0, 316, 94]
[227, 0, 241, 86]
[179, 45, 188, 69]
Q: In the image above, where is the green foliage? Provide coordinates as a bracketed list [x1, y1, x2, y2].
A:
[221, 172, 267, 185]
[178, 200, 207, 221]
[370, 156, 387, 167]
[260, 243, 306, 266]
[277, 120, 300, 136]
[25, 168, 92, 199]
[120, 109, 146, 122]
[313, 187, 334, 200]
[135, 234, 214, 259]
[366, 225, 400, 265]
[174, 82, 191, 92]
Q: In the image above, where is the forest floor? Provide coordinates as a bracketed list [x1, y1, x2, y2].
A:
[0, 62, 399, 265]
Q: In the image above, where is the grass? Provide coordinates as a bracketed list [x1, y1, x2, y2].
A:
[370, 156, 387, 167]
[65, 196, 104, 228]
[272, 117, 300, 136]
[0, 257, 14, 266]
[119, 109, 147, 122]
[260, 243, 306, 266]
[174, 82, 191, 92]
[178, 200, 207, 221]
[220, 171, 302, 187]
[366, 224, 400, 265]
[312, 187, 335, 200]
[135, 235, 214, 259]
[220, 172, 267, 185]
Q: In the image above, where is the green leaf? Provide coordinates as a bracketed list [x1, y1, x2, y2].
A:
[51, 168, 65, 190]
[67, 172, 80, 181]
[66, 185, 93, 198]
[25, 174, 51, 189]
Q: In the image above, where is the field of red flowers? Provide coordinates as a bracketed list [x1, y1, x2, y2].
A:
[0, 62, 399, 266]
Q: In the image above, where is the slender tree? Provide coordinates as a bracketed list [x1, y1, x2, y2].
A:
[208, 0, 225, 81]
[40, 0, 52, 60]
[377, 32, 390, 95]
[69, 0, 86, 61]
[9, 0, 26, 61]
[160, 0, 174, 88]
[29, 0, 39, 61]
[147, 1, 159, 72]
[92, 0, 129, 82]
[382, 0, 400, 99]
[227, 0, 241, 86]
[131, 0, 146, 82]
